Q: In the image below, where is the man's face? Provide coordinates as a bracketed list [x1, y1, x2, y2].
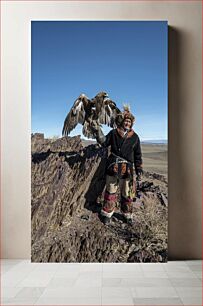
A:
[123, 118, 132, 130]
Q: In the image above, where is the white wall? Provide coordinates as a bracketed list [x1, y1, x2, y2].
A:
[1, 1, 202, 259]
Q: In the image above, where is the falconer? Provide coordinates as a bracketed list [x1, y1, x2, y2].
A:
[93, 105, 143, 225]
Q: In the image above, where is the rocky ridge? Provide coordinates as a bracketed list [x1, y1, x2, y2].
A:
[31, 133, 168, 262]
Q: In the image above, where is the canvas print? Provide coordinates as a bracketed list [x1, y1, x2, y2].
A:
[31, 21, 168, 262]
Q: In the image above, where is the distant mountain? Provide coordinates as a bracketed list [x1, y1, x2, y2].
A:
[81, 138, 168, 146]
[81, 139, 96, 147]
[141, 140, 168, 144]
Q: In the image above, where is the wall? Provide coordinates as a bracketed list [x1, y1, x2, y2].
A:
[1, 1, 202, 259]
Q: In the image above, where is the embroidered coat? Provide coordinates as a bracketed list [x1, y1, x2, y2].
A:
[100, 127, 142, 178]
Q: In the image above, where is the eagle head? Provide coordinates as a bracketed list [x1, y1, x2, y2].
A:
[95, 91, 108, 99]
[95, 92, 109, 104]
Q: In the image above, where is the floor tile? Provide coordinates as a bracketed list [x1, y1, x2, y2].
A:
[188, 265, 202, 272]
[80, 263, 103, 272]
[79, 271, 102, 279]
[133, 286, 179, 298]
[166, 271, 197, 279]
[31, 263, 60, 273]
[103, 263, 142, 273]
[1, 259, 25, 265]
[41, 286, 101, 298]
[54, 269, 80, 278]
[185, 260, 202, 266]
[102, 296, 134, 305]
[1, 265, 15, 274]
[35, 296, 102, 305]
[102, 286, 132, 298]
[14, 287, 45, 298]
[47, 277, 77, 288]
[164, 265, 193, 272]
[124, 277, 172, 287]
[1, 298, 11, 305]
[175, 287, 202, 298]
[166, 261, 187, 266]
[2, 264, 36, 286]
[143, 271, 169, 278]
[2, 296, 39, 305]
[1, 259, 202, 306]
[75, 277, 102, 287]
[140, 263, 166, 272]
[133, 297, 183, 305]
[193, 271, 202, 279]
[180, 296, 202, 305]
[170, 277, 202, 287]
[9, 265, 37, 277]
[102, 277, 123, 287]
[103, 270, 144, 278]
[56, 263, 82, 270]
[17, 275, 56, 287]
[2, 287, 23, 299]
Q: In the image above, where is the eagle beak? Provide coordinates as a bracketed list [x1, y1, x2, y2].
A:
[103, 93, 109, 101]
[104, 98, 108, 102]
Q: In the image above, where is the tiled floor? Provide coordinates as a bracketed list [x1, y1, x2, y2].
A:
[1, 260, 202, 305]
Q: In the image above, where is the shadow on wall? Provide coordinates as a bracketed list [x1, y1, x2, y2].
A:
[168, 26, 201, 259]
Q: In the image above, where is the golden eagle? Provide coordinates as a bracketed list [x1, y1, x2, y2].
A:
[62, 92, 121, 139]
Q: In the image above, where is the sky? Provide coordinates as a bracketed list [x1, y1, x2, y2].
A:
[31, 21, 168, 141]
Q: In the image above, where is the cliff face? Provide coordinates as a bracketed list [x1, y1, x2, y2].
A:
[31, 134, 168, 262]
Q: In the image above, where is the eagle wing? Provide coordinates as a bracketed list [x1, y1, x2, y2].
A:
[62, 94, 88, 136]
[98, 98, 121, 128]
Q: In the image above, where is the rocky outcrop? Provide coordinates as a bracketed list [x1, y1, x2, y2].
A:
[31, 133, 168, 262]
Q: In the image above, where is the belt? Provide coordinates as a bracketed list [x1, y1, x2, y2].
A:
[107, 153, 132, 170]
[112, 152, 131, 164]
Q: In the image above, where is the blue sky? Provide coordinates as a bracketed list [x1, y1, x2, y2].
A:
[31, 21, 168, 140]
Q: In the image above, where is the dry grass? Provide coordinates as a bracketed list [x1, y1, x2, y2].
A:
[129, 193, 168, 262]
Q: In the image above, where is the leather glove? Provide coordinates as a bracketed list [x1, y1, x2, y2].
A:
[91, 124, 106, 144]
[91, 121, 101, 134]
[136, 168, 143, 181]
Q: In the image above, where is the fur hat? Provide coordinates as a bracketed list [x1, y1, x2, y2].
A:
[116, 104, 135, 128]
[123, 104, 135, 123]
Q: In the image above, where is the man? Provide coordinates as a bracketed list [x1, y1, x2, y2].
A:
[93, 106, 143, 225]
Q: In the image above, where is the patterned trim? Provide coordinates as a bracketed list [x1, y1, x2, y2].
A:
[100, 209, 114, 218]
[116, 127, 135, 139]
[104, 192, 117, 201]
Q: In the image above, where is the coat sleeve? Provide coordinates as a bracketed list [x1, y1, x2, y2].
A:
[134, 135, 143, 174]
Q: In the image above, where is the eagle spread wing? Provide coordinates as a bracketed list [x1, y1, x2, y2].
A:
[62, 92, 121, 138]
[62, 94, 89, 136]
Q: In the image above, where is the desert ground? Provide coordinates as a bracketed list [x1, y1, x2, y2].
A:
[141, 143, 167, 176]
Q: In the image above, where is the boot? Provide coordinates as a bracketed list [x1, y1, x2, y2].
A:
[99, 214, 111, 225]
[123, 213, 133, 225]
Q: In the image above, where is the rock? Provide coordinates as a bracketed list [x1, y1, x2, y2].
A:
[160, 193, 168, 207]
[81, 215, 90, 221]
